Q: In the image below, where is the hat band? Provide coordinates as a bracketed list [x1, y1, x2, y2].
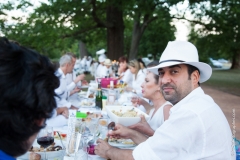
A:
[159, 59, 185, 65]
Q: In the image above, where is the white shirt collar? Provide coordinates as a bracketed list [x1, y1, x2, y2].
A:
[170, 87, 204, 114]
[57, 68, 66, 79]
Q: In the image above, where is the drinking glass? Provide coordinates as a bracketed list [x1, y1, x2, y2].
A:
[85, 118, 99, 144]
[37, 126, 54, 160]
[66, 132, 82, 160]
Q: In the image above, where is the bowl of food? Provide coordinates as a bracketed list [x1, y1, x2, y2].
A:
[105, 105, 149, 127]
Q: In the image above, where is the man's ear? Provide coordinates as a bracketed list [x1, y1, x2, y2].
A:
[191, 70, 200, 86]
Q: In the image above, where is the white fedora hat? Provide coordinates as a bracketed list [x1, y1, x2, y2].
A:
[104, 59, 112, 66]
[148, 41, 212, 83]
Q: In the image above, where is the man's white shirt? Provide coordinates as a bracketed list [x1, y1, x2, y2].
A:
[133, 87, 234, 160]
[55, 68, 76, 108]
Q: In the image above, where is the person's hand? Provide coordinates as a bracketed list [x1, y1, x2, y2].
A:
[108, 124, 133, 139]
[81, 80, 88, 85]
[56, 107, 69, 119]
[70, 105, 78, 110]
[128, 115, 154, 136]
[70, 87, 81, 96]
[61, 109, 69, 118]
[94, 139, 113, 159]
[73, 87, 81, 93]
[125, 87, 133, 92]
[131, 97, 139, 107]
[74, 74, 85, 83]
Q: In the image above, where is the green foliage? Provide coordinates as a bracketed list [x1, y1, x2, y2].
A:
[0, 0, 178, 59]
[189, 0, 240, 66]
[138, 16, 176, 59]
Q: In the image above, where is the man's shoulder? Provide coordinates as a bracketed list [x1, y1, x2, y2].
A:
[181, 93, 219, 114]
[55, 68, 64, 79]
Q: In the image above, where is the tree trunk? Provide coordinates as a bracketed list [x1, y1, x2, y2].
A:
[79, 41, 88, 59]
[129, 21, 141, 60]
[231, 49, 240, 69]
[106, 2, 124, 61]
[129, 21, 147, 60]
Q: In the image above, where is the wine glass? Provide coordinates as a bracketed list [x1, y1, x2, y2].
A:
[37, 126, 54, 160]
[86, 118, 99, 144]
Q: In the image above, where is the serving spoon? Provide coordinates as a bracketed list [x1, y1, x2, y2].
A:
[107, 122, 116, 131]
[56, 131, 66, 150]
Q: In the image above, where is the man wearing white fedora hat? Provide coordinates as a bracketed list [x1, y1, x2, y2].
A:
[95, 41, 234, 160]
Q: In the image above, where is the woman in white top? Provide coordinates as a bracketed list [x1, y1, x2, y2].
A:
[117, 56, 133, 85]
[129, 61, 172, 136]
[126, 59, 146, 95]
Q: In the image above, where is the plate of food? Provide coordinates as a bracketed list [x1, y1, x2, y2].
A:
[78, 91, 87, 97]
[79, 99, 96, 108]
[108, 138, 136, 148]
[18, 139, 65, 160]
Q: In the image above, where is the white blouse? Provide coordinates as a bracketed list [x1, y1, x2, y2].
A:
[120, 69, 133, 85]
[147, 101, 172, 131]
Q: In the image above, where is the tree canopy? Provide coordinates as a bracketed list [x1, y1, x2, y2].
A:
[0, 0, 177, 60]
[188, 0, 240, 69]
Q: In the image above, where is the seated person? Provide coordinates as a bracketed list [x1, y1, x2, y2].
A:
[130, 61, 172, 136]
[95, 56, 106, 78]
[117, 56, 132, 85]
[0, 37, 59, 158]
[126, 59, 146, 95]
[101, 59, 113, 77]
[65, 52, 88, 90]
[55, 54, 85, 109]
[95, 41, 234, 160]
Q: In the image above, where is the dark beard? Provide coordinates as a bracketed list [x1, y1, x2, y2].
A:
[161, 84, 180, 105]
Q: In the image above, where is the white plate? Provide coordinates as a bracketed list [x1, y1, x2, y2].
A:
[78, 91, 87, 95]
[109, 139, 136, 148]
[18, 139, 64, 160]
[79, 102, 96, 108]
[80, 85, 89, 88]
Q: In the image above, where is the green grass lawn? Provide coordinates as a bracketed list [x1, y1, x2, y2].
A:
[202, 69, 240, 96]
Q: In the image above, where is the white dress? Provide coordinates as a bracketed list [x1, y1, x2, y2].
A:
[147, 101, 172, 131]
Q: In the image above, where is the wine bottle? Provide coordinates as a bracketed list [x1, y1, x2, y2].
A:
[95, 82, 103, 110]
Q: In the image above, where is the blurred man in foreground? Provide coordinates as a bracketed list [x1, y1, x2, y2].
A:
[0, 37, 59, 159]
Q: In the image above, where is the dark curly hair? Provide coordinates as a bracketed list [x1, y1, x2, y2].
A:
[0, 37, 60, 156]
